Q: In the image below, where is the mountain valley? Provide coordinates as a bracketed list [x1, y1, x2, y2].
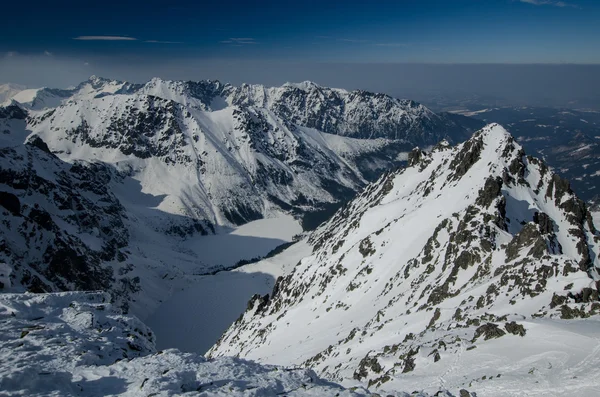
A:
[1, 79, 599, 397]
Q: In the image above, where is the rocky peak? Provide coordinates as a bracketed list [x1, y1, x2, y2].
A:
[0, 101, 27, 119]
[208, 123, 600, 395]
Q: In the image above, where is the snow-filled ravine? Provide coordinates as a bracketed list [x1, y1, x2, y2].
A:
[145, 214, 307, 354]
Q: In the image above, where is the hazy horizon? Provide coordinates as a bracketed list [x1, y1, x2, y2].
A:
[2, 54, 599, 109]
[3, 0, 600, 109]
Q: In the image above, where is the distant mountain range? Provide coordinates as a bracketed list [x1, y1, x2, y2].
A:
[0, 76, 482, 313]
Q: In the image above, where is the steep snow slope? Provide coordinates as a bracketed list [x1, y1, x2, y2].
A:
[146, 238, 311, 355]
[209, 124, 600, 396]
[28, 92, 409, 229]
[0, 291, 389, 397]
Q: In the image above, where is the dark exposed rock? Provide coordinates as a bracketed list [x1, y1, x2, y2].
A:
[0, 104, 27, 120]
[429, 349, 441, 362]
[533, 212, 554, 235]
[427, 308, 441, 328]
[359, 237, 376, 257]
[26, 135, 53, 155]
[560, 304, 587, 319]
[353, 356, 382, 380]
[568, 287, 599, 303]
[504, 321, 526, 337]
[472, 323, 506, 341]
[448, 135, 484, 181]
[408, 148, 425, 167]
[476, 176, 503, 208]
[505, 223, 547, 261]
[550, 293, 567, 309]
[401, 356, 416, 373]
[0, 191, 20, 216]
[29, 208, 54, 231]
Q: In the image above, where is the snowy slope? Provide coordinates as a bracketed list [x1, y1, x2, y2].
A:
[0, 291, 392, 397]
[0, 80, 416, 321]
[20, 76, 482, 231]
[27, 89, 411, 229]
[0, 83, 26, 104]
[0, 120, 305, 319]
[208, 124, 600, 396]
[0, 77, 481, 362]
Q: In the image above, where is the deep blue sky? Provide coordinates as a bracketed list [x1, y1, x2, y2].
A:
[2, 0, 599, 63]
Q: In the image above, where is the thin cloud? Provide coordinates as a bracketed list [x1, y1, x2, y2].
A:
[73, 36, 138, 41]
[338, 38, 369, 43]
[519, 0, 579, 7]
[220, 38, 258, 45]
[44, 50, 53, 56]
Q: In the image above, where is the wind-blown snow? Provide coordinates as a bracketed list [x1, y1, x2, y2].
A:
[0, 292, 384, 396]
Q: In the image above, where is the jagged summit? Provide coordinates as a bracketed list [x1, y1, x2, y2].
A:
[208, 124, 600, 396]
[282, 80, 330, 91]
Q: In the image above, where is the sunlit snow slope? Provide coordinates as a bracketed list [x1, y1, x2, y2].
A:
[209, 124, 600, 397]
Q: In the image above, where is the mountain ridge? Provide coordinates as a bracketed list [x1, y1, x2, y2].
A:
[0, 77, 483, 318]
[208, 123, 600, 396]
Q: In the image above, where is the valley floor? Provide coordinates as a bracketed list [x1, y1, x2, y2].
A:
[144, 214, 307, 354]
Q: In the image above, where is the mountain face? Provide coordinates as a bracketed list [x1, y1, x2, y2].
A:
[6, 76, 140, 111]
[21, 76, 485, 230]
[0, 291, 385, 397]
[0, 77, 482, 315]
[208, 124, 600, 396]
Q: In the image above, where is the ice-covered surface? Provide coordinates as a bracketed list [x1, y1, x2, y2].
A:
[186, 214, 302, 267]
[146, 239, 311, 355]
[0, 291, 393, 396]
[209, 124, 600, 396]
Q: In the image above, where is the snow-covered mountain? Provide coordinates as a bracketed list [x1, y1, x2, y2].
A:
[7, 76, 140, 111]
[22, 76, 483, 229]
[208, 124, 600, 396]
[1, 291, 396, 397]
[0, 83, 27, 104]
[1, 77, 483, 317]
